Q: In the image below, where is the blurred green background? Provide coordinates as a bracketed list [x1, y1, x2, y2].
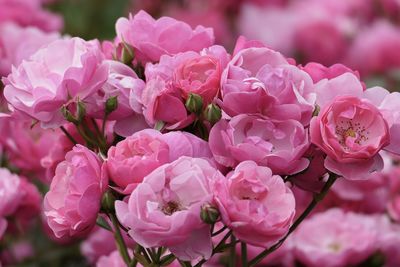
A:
[49, 0, 131, 40]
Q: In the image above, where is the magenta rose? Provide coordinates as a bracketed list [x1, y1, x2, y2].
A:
[43, 145, 107, 238]
[209, 114, 310, 175]
[3, 37, 109, 128]
[115, 157, 222, 261]
[220, 45, 315, 125]
[115, 10, 214, 63]
[213, 161, 295, 247]
[105, 129, 213, 194]
[293, 209, 377, 267]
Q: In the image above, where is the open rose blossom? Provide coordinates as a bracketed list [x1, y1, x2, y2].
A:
[212, 161, 295, 247]
[209, 114, 310, 175]
[105, 129, 213, 194]
[220, 44, 316, 126]
[293, 209, 377, 267]
[115, 157, 223, 260]
[3, 37, 108, 128]
[43, 145, 107, 238]
[115, 10, 214, 63]
[142, 45, 229, 129]
[310, 72, 400, 179]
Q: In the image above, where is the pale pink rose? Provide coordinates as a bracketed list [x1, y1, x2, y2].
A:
[0, 168, 22, 217]
[0, 23, 59, 77]
[3, 37, 109, 128]
[142, 46, 228, 129]
[43, 145, 107, 238]
[387, 167, 400, 221]
[0, 0, 63, 32]
[115, 157, 222, 261]
[209, 115, 310, 175]
[293, 209, 378, 267]
[0, 116, 61, 180]
[115, 10, 214, 63]
[220, 46, 315, 125]
[81, 225, 134, 264]
[213, 161, 296, 247]
[96, 250, 132, 267]
[346, 20, 400, 76]
[106, 129, 213, 193]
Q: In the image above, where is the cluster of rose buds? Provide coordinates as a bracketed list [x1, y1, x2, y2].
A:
[1, 2, 400, 267]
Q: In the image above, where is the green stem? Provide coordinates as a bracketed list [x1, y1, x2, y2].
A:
[60, 126, 78, 145]
[241, 242, 247, 267]
[110, 213, 131, 265]
[248, 173, 338, 266]
[229, 235, 236, 267]
[129, 245, 141, 267]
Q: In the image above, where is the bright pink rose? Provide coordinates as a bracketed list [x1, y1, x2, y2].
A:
[116, 157, 222, 261]
[209, 114, 309, 175]
[106, 129, 213, 193]
[301, 62, 361, 83]
[43, 145, 107, 238]
[142, 46, 228, 129]
[213, 161, 295, 247]
[293, 209, 377, 267]
[115, 10, 214, 63]
[0, 0, 63, 32]
[0, 23, 59, 77]
[3, 37, 108, 128]
[220, 46, 315, 125]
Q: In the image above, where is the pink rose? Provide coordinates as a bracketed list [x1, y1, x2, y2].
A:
[115, 10, 214, 63]
[0, 0, 63, 32]
[387, 167, 400, 222]
[301, 62, 361, 83]
[3, 37, 109, 128]
[105, 129, 213, 194]
[375, 215, 400, 267]
[0, 23, 59, 77]
[96, 250, 132, 267]
[213, 161, 295, 247]
[0, 168, 22, 217]
[115, 157, 222, 261]
[311, 95, 389, 179]
[244, 240, 295, 267]
[310, 73, 400, 179]
[43, 145, 107, 238]
[209, 114, 309, 175]
[174, 55, 221, 103]
[293, 209, 377, 267]
[220, 45, 315, 125]
[142, 46, 228, 129]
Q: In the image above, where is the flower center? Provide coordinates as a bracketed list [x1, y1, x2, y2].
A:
[161, 201, 182, 215]
[335, 119, 369, 148]
[327, 242, 341, 252]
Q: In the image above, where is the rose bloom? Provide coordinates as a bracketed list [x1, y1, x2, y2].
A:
[43, 145, 107, 238]
[142, 46, 229, 129]
[3, 37, 108, 128]
[105, 129, 213, 194]
[293, 208, 377, 267]
[301, 62, 361, 84]
[209, 114, 310, 175]
[0, 168, 22, 218]
[311, 72, 400, 179]
[115, 10, 214, 63]
[387, 167, 400, 222]
[0, 22, 59, 77]
[213, 161, 295, 247]
[116, 157, 222, 261]
[96, 250, 131, 267]
[0, 0, 63, 32]
[220, 43, 315, 125]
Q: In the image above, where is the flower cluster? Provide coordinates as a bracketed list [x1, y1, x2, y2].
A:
[1, 4, 400, 267]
